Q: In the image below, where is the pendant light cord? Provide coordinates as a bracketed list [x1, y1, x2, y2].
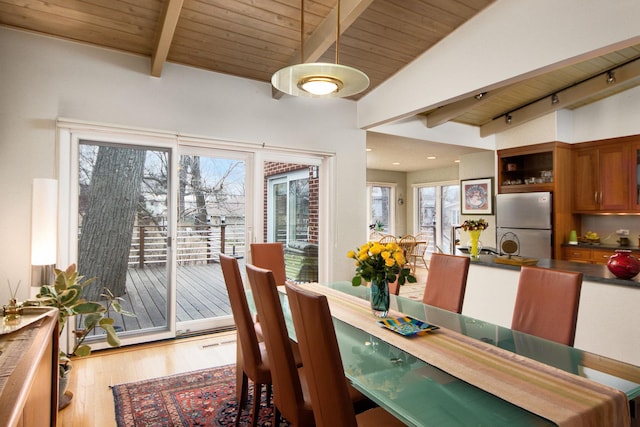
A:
[300, 0, 304, 63]
[336, 0, 340, 64]
[300, 0, 341, 64]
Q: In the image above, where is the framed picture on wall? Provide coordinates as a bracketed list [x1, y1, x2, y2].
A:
[461, 178, 493, 215]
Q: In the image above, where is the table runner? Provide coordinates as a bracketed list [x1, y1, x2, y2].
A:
[299, 283, 630, 427]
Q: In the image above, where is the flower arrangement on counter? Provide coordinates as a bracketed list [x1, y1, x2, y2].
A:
[347, 241, 417, 287]
[461, 218, 489, 231]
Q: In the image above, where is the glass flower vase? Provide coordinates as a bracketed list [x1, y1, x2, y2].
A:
[469, 230, 482, 260]
[370, 278, 390, 317]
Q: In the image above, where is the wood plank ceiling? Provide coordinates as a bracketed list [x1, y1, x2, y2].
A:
[2, 0, 640, 136]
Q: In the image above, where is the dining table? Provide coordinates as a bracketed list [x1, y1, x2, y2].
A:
[275, 281, 640, 427]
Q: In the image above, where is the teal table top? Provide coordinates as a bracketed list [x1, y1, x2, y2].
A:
[274, 282, 640, 427]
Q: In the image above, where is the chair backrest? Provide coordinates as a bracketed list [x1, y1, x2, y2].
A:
[378, 234, 397, 244]
[245, 264, 310, 425]
[368, 230, 384, 241]
[250, 242, 287, 285]
[286, 282, 358, 427]
[422, 253, 470, 313]
[398, 234, 417, 257]
[387, 279, 400, 296]
[511, 266, 583, 346]
[219, 254, 264, 380]
[413, 232, 430, 255]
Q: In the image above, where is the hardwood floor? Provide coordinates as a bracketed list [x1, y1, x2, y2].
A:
[56, 331, 238, 427]
[56, 266, 429, 426]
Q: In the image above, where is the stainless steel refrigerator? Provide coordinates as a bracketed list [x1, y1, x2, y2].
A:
[496, 192, 553, 259]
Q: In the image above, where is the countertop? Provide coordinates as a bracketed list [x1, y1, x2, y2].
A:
[562, 242, 640, 251]
[468, 254, 640, 288]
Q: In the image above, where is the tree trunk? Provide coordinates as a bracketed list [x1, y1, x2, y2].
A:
[78, 146, 146, 299]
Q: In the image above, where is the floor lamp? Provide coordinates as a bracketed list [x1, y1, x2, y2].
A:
[31, 178, 58, 289]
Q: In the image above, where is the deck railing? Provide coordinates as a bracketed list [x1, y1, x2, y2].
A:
[127, 224, 246, 267]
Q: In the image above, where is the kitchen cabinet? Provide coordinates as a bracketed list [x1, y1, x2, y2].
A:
[497, 143, 563, 194]
[573, 141, 629, 212]
[631, 140, 640, 210]
[562, 246, 640, 265]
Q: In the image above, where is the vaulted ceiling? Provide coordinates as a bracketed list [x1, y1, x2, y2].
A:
[2, 0, 640, 170]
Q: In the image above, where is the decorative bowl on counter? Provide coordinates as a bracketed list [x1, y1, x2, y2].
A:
[607, 250, 640, 280]
[578, 237, 600, 244]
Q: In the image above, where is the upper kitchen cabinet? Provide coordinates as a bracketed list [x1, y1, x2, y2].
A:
[572, 135, 639, 213]
[631, 139, 640, 211]
[497, 142, 572, 194]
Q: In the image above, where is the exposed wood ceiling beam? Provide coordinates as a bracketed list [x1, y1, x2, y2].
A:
[151, 0, 184, 77]
[300, 0, 374, 64]
[425, 91, 494, 128]
[480, 57, 640, 137]
[272, 0, 373, 98]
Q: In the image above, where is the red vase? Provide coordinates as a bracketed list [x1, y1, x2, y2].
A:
[607, 250, 640, 280]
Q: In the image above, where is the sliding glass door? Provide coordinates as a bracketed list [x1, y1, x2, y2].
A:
[61, 123, 326, 349]
[175, 147, 249, 335]
[77, 139, 172, 342]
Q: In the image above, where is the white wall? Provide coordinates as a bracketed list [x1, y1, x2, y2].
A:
[0, 28, 366, 302]
[459, 151, 497, 249]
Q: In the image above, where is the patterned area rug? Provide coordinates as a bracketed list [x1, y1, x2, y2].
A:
[112, 364, 288, 426]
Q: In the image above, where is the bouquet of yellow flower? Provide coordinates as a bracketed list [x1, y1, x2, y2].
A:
[461, 218, 489, 231]
[347, 241, 417, 287]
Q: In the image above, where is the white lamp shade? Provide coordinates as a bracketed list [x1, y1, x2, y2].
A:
[271, 62, 370, 98]
[31, 178, 58, 265]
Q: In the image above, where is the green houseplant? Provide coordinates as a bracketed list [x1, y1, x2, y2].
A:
[35, 263, 133, 408]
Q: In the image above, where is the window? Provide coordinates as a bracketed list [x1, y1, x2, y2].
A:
[415, 182, 459, 253]
[367, 183, 395, 235]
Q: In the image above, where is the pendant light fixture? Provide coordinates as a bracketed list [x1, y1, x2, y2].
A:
[271, 0, 370, 98]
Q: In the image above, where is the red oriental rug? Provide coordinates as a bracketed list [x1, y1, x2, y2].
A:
[112, 364, 288, 426]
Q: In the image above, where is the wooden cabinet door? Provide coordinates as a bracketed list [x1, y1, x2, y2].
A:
[563, 247, 591, 263]
[630, 141, 640, 210]
[599, 144, 629, 211]
[573, 148, 599, 211]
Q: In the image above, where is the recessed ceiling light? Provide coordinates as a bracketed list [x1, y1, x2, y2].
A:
[454, 159, 461, 163]
[392, 162, 400, 165]
[427, 156, 436, 160]
[366, 148, 372, 152]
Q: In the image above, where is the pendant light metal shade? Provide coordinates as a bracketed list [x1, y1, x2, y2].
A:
[271, 0, 369, 98]
[271, 62, 369, 98]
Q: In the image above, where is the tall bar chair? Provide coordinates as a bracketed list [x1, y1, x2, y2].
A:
[219, 254, 271, 427]
[511, 266, 583, 346]
[422, 253, 470, 313]
[286, 282, 406, 427]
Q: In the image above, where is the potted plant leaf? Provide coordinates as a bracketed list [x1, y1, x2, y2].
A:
[34, 263, 134, 409]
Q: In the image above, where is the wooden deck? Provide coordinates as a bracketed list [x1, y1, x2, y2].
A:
[100, 261, 428, 334]
[108, 262, 236, 332]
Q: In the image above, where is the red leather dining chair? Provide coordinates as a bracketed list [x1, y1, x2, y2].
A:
[219, 254, 271, 427]
[422, 253, 470, 313]
[285, 282, 406, 427]
[250, 242, 288, 285]
[245, 264, 372, 426]
[511, 265, 583, 346]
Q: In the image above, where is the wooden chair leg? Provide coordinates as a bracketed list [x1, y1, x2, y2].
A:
[272, 407, 281, 427]
[236, 372, 249, 426]
[251, 383, 262, 427]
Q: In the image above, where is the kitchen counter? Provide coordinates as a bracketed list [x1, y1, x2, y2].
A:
[460, 255, 640, 366]
[468, 254, 640, 288]
[562, 242, 640, 251]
